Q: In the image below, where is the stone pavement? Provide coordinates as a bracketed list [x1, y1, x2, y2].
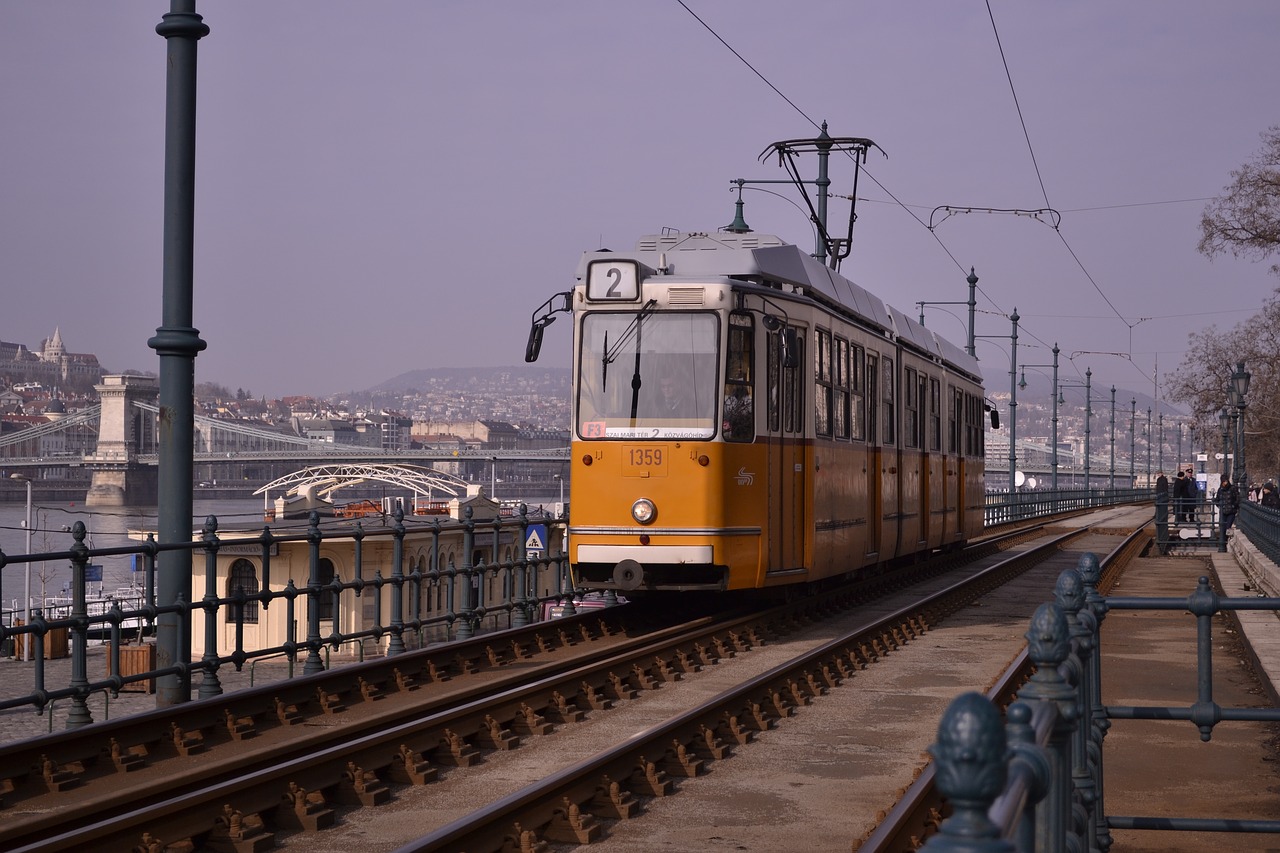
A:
[1214, 531, 1280, 704]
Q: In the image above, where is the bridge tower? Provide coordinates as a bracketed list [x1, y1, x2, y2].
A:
[85, 374, 160, 506]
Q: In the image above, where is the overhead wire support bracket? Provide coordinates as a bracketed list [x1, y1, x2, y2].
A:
[929, 205, 1062, 231]
[759, 122, 882, 271]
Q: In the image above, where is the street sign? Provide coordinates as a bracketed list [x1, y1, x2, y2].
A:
[525, 524, 548, 556]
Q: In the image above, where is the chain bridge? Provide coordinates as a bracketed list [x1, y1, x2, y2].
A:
[1, 375, 569, 506]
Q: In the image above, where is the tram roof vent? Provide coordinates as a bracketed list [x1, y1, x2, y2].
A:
[666, 287, 706, 306]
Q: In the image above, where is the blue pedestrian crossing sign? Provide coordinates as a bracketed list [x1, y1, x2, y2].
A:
[525, 524, 548, 555]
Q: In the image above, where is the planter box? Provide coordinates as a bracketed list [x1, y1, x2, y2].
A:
[107, 642, 157, 693]
[12, 620, 69, 660]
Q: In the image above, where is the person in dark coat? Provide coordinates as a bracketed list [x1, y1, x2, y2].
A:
[1217, 476, 1241, 535]
[1262, 482, 1280, 510]
[1172, 470, 1189, 523]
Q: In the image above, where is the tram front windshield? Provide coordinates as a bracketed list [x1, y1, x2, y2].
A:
[577, 311, 719, 439]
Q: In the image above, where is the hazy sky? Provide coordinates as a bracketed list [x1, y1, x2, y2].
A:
[2, 2, 1277, 403]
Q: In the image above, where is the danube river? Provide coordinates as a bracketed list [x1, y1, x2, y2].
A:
[0, 497, 268, 617]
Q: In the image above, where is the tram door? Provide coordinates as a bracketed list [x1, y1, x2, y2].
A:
[864, 351, 882, 560]
[766, 328, 806, 573]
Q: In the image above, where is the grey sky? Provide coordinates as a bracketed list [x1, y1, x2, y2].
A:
[2, 2, 1276, 402]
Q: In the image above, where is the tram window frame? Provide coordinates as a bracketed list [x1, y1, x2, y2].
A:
[930, 377, 942, 451]
[866, 351, 878, 443]
[950, 386, 962, 454]
[881, 356, 896, 446]
[904, 366, 919, 449]
[767, 331, 781, 433]
[851, 344, 865, 441]
[723, 312, 755, 443]
[815, 328, 833, 438]
[834, 336, 850, 440]
[783, 327, 804, 434]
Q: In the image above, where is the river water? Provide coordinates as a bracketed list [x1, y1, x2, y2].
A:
[0, 490, 562, 620]
[0, 497, 267, 618]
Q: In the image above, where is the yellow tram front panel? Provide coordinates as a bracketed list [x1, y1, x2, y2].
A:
[568, 438, 769, 591]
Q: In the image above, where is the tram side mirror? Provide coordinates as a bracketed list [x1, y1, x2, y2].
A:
[525, 317, 555, 363]
[524, 324, 544, 363]
[989, 409, 1000, 429]
[782, 328, 798, 368]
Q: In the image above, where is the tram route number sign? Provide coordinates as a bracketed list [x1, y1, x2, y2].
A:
[525, 524, 548, 558]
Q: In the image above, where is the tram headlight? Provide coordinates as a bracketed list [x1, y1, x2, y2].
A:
[631, 498, 657, 525]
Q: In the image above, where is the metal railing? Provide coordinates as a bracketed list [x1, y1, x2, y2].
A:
[0, 504, 574, 728]
[984, 487, 1150, 526]
[920, 554, 1280, 852]
[1240, 500, 1280, 565]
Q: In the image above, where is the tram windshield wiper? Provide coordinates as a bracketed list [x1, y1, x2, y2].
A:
[600, 299, 656, 392]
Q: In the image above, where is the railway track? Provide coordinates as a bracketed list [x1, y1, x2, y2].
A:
[0, 510, 1146, 852]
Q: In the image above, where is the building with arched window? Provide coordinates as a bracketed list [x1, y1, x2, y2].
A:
[180, 490, 566, 658]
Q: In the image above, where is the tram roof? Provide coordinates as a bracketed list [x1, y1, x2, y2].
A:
[579, 231, 981, 380]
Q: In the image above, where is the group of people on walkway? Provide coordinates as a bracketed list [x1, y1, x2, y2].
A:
[1212, 476, 1279, 536]
[1154, 470, 1279, 538]
[1154, 467, 1202, 523]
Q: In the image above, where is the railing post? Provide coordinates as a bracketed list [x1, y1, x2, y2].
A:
[1054, 569, 1100, 850]
[302, 511, 325, 675]
[1074, 553, 1112, 852]
[1187, 576, 1225, 742]
[918, 691, 1015, 852]
[1005, 702, 1053, 851]
[1018, 602, 1077, 853]
[513, 505, 530, 628]
[457, 507, 476, 641]
[388, 506, 406, 656]
[197, 516, 223, 699]
[64, 522, 95, 728]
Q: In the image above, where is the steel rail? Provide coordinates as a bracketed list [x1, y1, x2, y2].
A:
[393, 527, 1094, 852]
[854, 518, 1151, 852]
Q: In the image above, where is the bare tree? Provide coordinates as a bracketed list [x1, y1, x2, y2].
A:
[1165, 291, 1280, 482]
[1198, 125, 1280, 276]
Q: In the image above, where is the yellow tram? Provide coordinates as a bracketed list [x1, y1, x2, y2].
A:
[527, 229, 987, 594]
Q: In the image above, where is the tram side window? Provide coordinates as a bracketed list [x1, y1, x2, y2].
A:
[227, 559, 259, 624]
[851, 344, 865, 440]
[723, 313, 755, 442]
[965, 393, 982, 457]
[930, 378, 942, 451]
[834, 337, 850, 439]
[866, 352, 878, 443]
[767, 332, 781, 433]
[904, 367, 919, 449]
[784, 328, 804, 434]
[950, 386, 963, 454]
[881, 356, 896, 445]
[814, 328, 832, 438]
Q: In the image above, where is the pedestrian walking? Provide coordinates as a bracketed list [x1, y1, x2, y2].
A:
[1262, 482, 1280, 510]
[1216, 476, 1241, 536]
[1172, 470, 1189, 523]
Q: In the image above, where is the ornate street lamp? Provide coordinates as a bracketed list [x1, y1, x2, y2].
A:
[1231, 361, 1251, 491]
[1060, 369, 1093, 495]
[1219, 406, 1230, 482]
[1019, 343, 1061, 490]
[7, 473, 33, 661]
[1129, 399, 1137, 488]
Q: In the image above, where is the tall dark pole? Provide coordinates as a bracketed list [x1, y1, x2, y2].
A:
[1109, 386, 1116, 490]
[150, 1, 209, 706]
[1007, 309, 1020, 493]
[1129, 399, 1137, 487]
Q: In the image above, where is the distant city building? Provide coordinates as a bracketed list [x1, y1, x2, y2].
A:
[0, 328, 104, 389]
